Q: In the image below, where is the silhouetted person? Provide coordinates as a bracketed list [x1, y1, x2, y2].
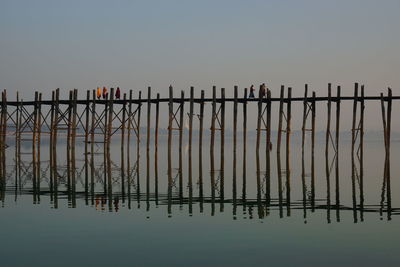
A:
[260, 83, 266, 98]
[102, 87, 108, 99]
[249, 85, 255, 98]
[115, 87, 121, 99]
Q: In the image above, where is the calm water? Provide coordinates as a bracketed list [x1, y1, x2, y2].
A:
[0, 133, 399, 267]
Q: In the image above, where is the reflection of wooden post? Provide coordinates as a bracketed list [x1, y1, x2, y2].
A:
[277, 86, 284, 154]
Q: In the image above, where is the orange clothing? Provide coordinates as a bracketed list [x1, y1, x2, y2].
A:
[97, 87, 101, 99]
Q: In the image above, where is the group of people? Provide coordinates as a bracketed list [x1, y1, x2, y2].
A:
[96, 87, 121, 99]
[249, 83, 268, 98]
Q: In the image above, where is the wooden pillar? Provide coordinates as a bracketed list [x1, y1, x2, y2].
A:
[37, 93, 43, 180]
[146, 87, 151, 158]
[154, 93, 160, 198]
[266, 89, 272, 205]
[15, 92, 20, 170]
[178, 90, 184, 197]
[85, 90, 90, 155]
[199, 90, 205, 199]
[286, 87, 292, 212]
[107, 88, 115, 152]
[335, 86, 341, 153]
[220, 88, 225, 200]
[256, 85, 262, 152]
[210, 86, 216, 161]
[311, 91, 316, 204]
[32, 91, 38, 166]
[121, 92, 127, 194]
[326, 84, 332, 156]
[188, 87, 194, 187]
[301, 84, 308, 155]
[351, 83, 359, 157]
[154, 92, 160, 164]
[136, 90, 142, 173]
[168, 86, 173, 182]
[277, 85, 284, 154]
[242, 88, 247, 204]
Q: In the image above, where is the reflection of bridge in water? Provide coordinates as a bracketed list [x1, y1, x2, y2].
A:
[0, 144, 396, 223]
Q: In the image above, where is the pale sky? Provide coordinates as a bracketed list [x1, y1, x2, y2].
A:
[1, 0, 399, 131]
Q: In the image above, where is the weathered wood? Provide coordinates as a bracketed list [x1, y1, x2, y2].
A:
[266, 89, 272, 205]
[277, 85, 284, 154]
[242, 88, 248, 198]
[178, 90, 184, 198]
[210, 86, 216, 161]
[188, 87, 194, 188]
[256, 85, 262, 152]
[107, 88, 115, 152]
[351, 83, 359, 157]
[301, 84, 308, 155]
[220, 87, 225, 201]
[146, 87, 151, 156]
[311, 91, 316, 204]
[326, 84, 332, 156]
[199, 89, 205, 199]
[154, 93, 160, 164]
[168, 86, 173, 181]
[286, 87, 292, 212]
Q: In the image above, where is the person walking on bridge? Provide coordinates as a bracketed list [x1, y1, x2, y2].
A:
[97, 87, 102, 99]
[249, 85, 255, 98]
[102, 87, 108, 99]
[115, 87, 121, 99]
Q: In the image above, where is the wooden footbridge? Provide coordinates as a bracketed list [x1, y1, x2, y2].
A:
[0, 83, 395, 183]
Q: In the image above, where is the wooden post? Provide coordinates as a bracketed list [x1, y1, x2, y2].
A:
[326, 84, 332, 156]
[242, 88, 247, 204]
[220, 88, 225, 200]
[37, 93, 42, 180]
[178, 90, 184, 198]
[136, 90, 142, 174]
[311, 91, 316, 204]
[32, 91, 38, 166]
[210, 86, 216, 162]
[301, 84, 308, 155]
[168, 86, 173, 182]
[15, 92, 20, 170]
[85, 90, 90, 155]
[256, 85, 262, 152]
[49, 91, 55, 171]
[266, 89, 272, 205]
[121, 92, 127, 193]
[107, 88, 115, 152]
[199, 90, 205, 201]
[189, 87, 194, 187]
[351, 83, 359, 157]
[154, 93, 160, 198]
[146, 87, 151, 159]
[286, 87, 292, 212]
[277, 85, 284, 154]
[335, 86, 341, 153]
